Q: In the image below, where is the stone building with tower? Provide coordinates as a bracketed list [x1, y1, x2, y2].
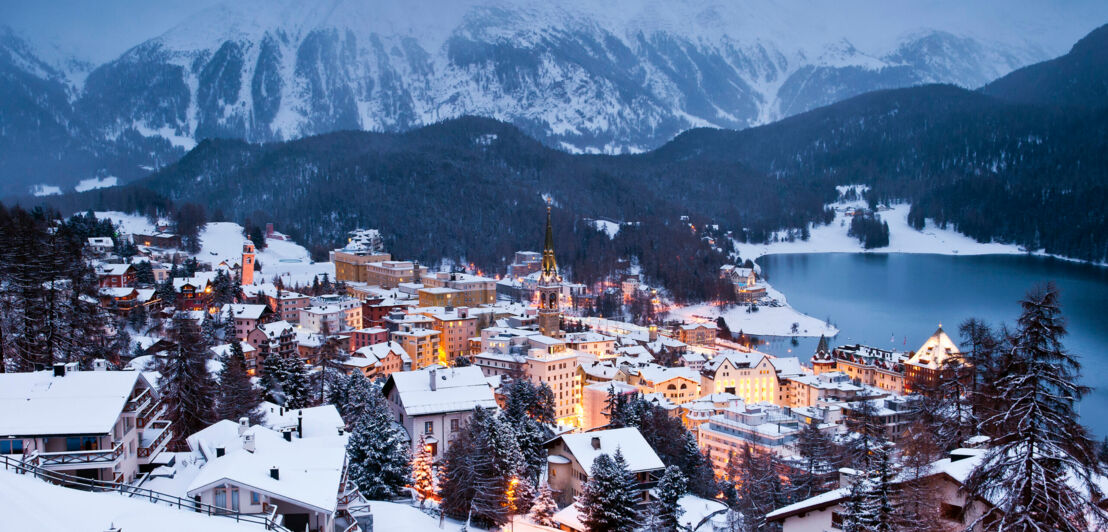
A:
[537, 204, 563, 339]
[241, 241, 255, 285]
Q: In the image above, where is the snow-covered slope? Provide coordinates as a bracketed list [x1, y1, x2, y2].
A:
[94, 212, 334, 286]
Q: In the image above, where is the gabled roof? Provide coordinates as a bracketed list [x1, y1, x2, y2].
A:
[352, 341, 411, 364]
[258, 320, 294, 339]
[552, 427, 665, 474]
[907, 326, 961, 369]
[383, 367, 497, 416]
[702, 350, 766, 373]
[0, 370, 149, 436]
[97, 263, 133, 276]
[221, 304, 269, 321]
[186, 419, 346, 515]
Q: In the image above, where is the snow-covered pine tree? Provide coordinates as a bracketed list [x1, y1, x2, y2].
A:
[345, 383, 411, 499]
[650, 465, 688, 532]
[275, 352, 311, 408]
[580, 449, 639, 532]
[438, 407, 525, 528]
[528, 482, 558, 526]
[338, 372, 375, 425]
[790, 420, 837, 501]
[412, 434, 435, 501]
[965, 283, 1106, 531]
[160, 314, 217, 450]
[216, 341, 263, 424]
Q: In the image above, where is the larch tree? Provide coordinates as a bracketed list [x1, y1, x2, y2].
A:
[964, 283, 1106, 531]
[160, 314, 217, 450]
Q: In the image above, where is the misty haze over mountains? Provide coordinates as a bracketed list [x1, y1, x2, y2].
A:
[2, 0, 1107, 196]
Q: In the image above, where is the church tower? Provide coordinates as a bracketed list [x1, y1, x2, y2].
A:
[537, 204, 563, 338]
[242, 241, 256, 286]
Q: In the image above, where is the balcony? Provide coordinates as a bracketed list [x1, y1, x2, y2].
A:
[138, 420, 172, 460]
[124, 388, 152, 414]
[37, 441, 124, 468]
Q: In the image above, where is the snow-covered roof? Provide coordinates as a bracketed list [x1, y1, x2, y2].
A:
[99, 286, 136, 298]
[221, 304, 268, 320]
[258, 320, 294, 338]
[769, 356, 805, 378]
[703, 350, 766, 373]
[554, 427, 665, 474]
[907, 326, 961, 369]
[96, 263, 132, 276]
[637, 365, 700, 385]
[385, 367, 497, 416]
[186, 419, 346, 515]
[766, 487, 849, 520]
[3, 468, 260, 532]
[209, 342, 257, 358]
[552, 503, 587, 531]
[258, 402, 345, 439]
[0, 370, 146, 436]
[351, 341, 411, 364]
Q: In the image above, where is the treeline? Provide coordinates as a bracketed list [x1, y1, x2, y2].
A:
[848, 210, 890, 249]
[0, 205, 129, 371]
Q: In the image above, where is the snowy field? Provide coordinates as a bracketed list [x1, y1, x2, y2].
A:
[0, 469, 259, 532]
[734, 200, 1024, 262]
[95, 212, 334, 287]
[668, 283, 838, 338]
[369, 501, 476, 531]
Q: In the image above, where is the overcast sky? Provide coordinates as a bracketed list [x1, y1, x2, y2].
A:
[1, 0, 223, 63]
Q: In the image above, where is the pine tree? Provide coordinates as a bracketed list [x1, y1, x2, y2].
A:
[264, 351, 311, 408]
[160, 315, 217, 450]
[412, 434, 435, 502]
[965, 284, 1106, 531]
[528, 482, 558, 526]
[789, 420, 837, 501]
[216, 341, 263, 424]
[650, 465, 688, 532]
[346, 384, 411, 499]
[579, 449, 639, 532]
[438, 407, 524, 528]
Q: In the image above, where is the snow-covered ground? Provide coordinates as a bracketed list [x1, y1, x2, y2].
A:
[588, 219, 621, 239]
[75, 176, 119, 192]
[368, 501, 475, 531]
[197, 222, 334, 286]
[0, 469, 259, 532]
[94, 212, 334, 287]
[667, 283, 838, 338]
[734, 200, 1024, 261]
[31, 183, 62, 196]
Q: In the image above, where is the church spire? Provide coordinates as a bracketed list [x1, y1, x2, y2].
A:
[541, 203, 559, 283]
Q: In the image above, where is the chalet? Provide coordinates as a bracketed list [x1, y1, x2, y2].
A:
[0, 365, 171, 484]
[98, 287, 159, 315]
[341, 341, 411, 379]
[184, 404, 361, 532]
[382, 366, 497, 461]
[132, 231, 181, 249]
[86, 236, 114, 255]
[96, 263, 135, 288]
[210, 342, 259, 373]
[221, 304, 272, 341]
[545, 427, 665, 506]
[173, 274, 215, 312]
[247, 320, 298, 371]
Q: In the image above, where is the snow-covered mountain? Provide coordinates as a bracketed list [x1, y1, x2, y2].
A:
[1, 0, 1103, 194]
